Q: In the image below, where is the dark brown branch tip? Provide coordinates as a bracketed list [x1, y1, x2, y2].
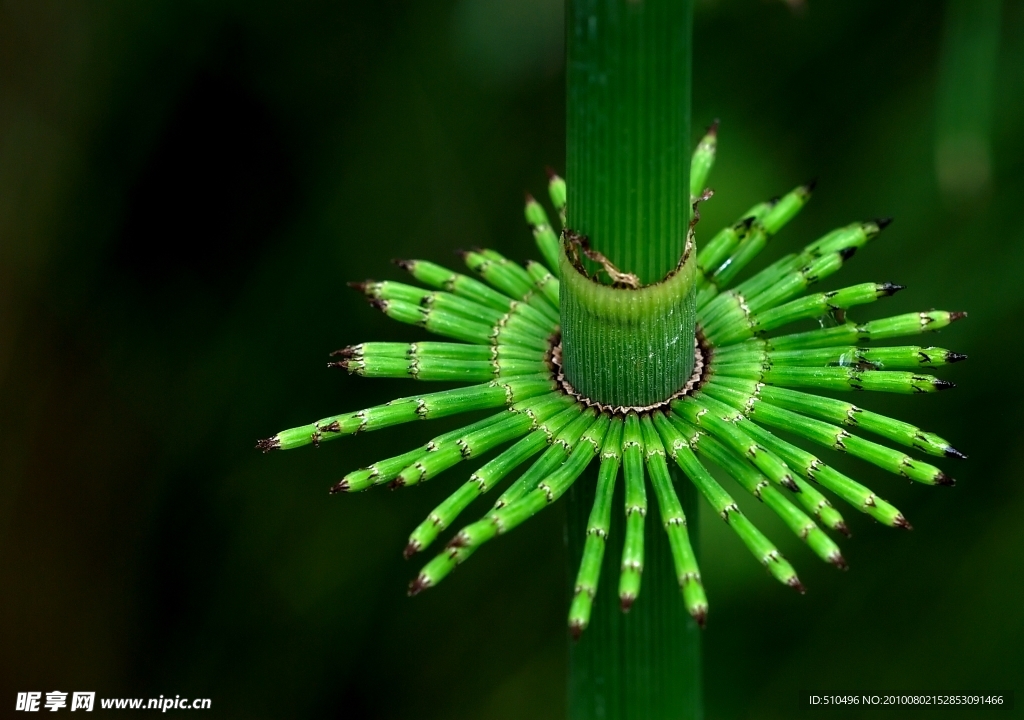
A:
[835, 522, 852, 538]
[346, 280, 370, 293]
[839, 246, 858, 261]
[407, 575, 430, 597]
[829, 553, 849, 571]
[391, 258, 415, 271]
[802, 178, 818, 194]
[933, 379, 956, 391]
[706, 118, 720, 137]
[368, 298, 388, 312]
[945, 446, 968, 460]
[880, 283, 905, 295]
[329, 479, 349, 494]
[620, 595, 635, 613]
[403, 541, 421, 560]
[692, 607, 708, 629]
[934, 472, 956, 487]
[874, 217, 894, 230]
[569, 621, 584, 641]
[330, 346, 357, 358]
[524, 191, 536, 205]
[946, 352, 968, 363]
[788, 577, 807, 595]
[255, 437, 280, 453]
[894, 514, 913, 530]
[949, 311, 968, 322]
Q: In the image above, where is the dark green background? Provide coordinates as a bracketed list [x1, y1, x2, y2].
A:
[1, 1, 1019, 717]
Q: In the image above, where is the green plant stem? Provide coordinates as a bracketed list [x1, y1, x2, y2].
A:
[567, 471, 702, 720]
[566, 0, 692, 284]
[564, 0, 701, 718]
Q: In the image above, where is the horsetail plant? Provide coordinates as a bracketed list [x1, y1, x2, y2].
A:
[258, 2, 965, 717]
[258, 137, 965, 606]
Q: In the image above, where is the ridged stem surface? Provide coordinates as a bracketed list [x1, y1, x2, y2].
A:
[564, 0, 701, 718]
[566, 0, 693, 283]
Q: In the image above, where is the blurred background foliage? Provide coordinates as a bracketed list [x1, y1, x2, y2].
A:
[1, 1, 1020, 717]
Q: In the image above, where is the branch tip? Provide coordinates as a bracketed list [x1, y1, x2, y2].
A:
[829, 552, 849, 571]
[407, 574, 430, 596]
[255, 437, 280, 453]
[948, 311, 968, 322]
[569, 621, 584, 641]
[945, 446, 967, 460]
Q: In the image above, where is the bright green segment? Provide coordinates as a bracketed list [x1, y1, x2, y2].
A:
[336, 394, 568, 493]
[462, 248, 559, 322]
[395, 258, 513, 312]
[412, 414, 610, 593]
[707, 377, 961, 458]
[618, 413, 646, 607]
[664, 416, 845, 565]
[712, 363, 952, 394]
[701, 385, 950, 486]
[671, 397, 797, 492]
[548, 171, 567, 225]
[641, 415, 708, 621]
[694, 393, 909, 527]
[495, 408, 598, 509]
[525, 260, 561, 307]
[716, 310, 965, 352]
[340, 355, 549, 382]
[689, 122, 717, 201]
[707, 282, 902, 345]
[697, 183, 813, 295]
[525, 194, 562, 277]
[268, 375, 556, 451]
[697, 220, 883, 315]
[709, 345, 964, 370]
[695, 201, 773, 283]
[649, 413, 802, 592]
[569, 418, 623, 636]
